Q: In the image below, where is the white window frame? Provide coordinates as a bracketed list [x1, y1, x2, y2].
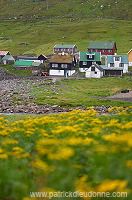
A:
[61, 64, 67, 68]
[52, 63, 58, 68]
[83, 61, 87, 65]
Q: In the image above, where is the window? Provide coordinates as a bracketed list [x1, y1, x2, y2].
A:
[61, 64, 67, 68]
[83, 61, 87, 65]
[52, 64, 58, 68]
[92, 61, 96, 64]
[102, 50, 106, 53]
[110, 63, 114, 67]
[91, 67, 95, 71]
[89, 55, 93, 58]
[95, 72, 97, 74]
[115, 57, 120, 61]
[119, 63, 124, 67]
[108, 50, 112, 53]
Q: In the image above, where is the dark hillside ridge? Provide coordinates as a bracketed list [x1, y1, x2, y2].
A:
[0, 0, 131, 20]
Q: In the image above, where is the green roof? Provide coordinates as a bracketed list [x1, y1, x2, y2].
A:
[2, 55, 13, 60]
[14, 60, 33, 66]
[88, 41, 116, 49]
[107, 55, 128, 64]
[79, 52, 101, 61]
[100, 65, 124, 70]
[54, 44, 76, 48]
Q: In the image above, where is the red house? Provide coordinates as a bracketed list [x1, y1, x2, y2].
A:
[88, 41, 117, 56]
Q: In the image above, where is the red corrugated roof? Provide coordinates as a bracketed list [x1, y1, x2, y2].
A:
[0, 51, 9, 55]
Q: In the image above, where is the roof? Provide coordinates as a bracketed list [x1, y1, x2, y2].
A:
[2, 55, 14, 60]
[79, 52, 101, 61]
[50, 54, 74, 63]
[17, 56, 38, 60]
[32, 62, 42, 67]
[101, 65, 124, 70]
[0, 51, 9, 56]
[127, 49, 132, 54]
[54, 44, 76, 49]
[14, 60, 33, 66]
[88, 41, 116, 49]
[107, 55, 128, 63]
[88, 64, 104, 71]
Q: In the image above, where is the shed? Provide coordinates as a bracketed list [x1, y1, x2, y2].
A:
[14, 60, 33, 70]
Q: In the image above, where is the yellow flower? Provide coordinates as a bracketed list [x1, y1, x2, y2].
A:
[31, 158, 54, 172]
[96, 179, 128, 192]
[2, 138, 18, 145]
[0, 153, 8, 159]
[125, 160, 132, 169]
[48, 146, 74, 160]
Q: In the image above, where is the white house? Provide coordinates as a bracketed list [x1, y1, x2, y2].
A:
[85, 64, 104, 78]
[106, 55, 128, 73]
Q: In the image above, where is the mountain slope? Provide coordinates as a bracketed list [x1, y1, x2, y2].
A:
[0, 0, 131, 55]
[0, 0, 131, 19]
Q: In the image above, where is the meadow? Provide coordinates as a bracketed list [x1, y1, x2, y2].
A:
[0, 106, 132, 200]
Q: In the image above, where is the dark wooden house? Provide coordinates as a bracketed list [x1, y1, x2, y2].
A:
[79, 52, 101, 72]
[50, 53, 76, 77]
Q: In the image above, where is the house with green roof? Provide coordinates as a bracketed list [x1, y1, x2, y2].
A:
[79, 52, 101, 72]
[105, 55, 128, 73]
[88, 41, 117, 56]
[54, 44, 78, 55]
[14, 60, 33, 69]
[2, 55, 15, 65]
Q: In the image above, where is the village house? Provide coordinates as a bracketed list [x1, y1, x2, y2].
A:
[127, 49, 132, 66]
[49, 53, 76, 77]
[2, 55, 15, 65]
[105, 55, 128, 74]
[88, 41, 117, 56]
[85, 64, 104, 78]
[0, 51, 10, 63]
[54, 44, 78, 55]
[79, 52, 101, 72]
[85, 54, 128, 78]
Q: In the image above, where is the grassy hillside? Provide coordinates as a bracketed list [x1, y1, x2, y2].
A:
[0, 0, 131, 55]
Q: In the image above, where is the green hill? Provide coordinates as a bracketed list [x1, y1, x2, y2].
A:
[0, 0, 131, 55]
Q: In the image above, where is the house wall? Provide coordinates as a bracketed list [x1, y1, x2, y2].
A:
[50, 63, 75, 70]
[128, 51, 132, 66]
[107, 63, 128, 73]
[123, 64, 128, 73]
[88, 47, 117, 55]
[79, 61, 101, 72]
[104, 70, 123, 76]
[49, 69, 75, 76]
[54, 46, 78, 54]
[85, 67, 103, 78]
